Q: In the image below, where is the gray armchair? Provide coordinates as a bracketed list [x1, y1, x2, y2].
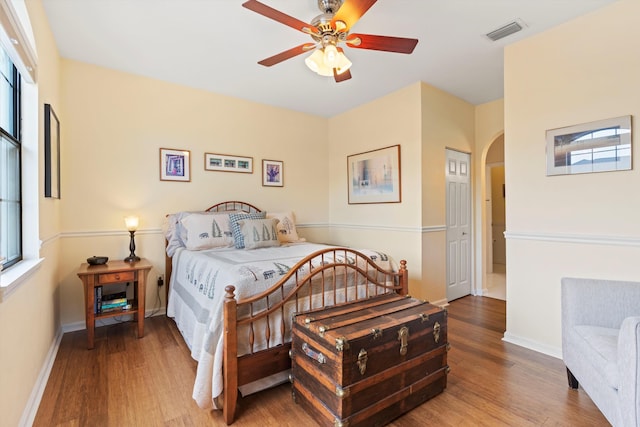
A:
[561, 277, 640, 427]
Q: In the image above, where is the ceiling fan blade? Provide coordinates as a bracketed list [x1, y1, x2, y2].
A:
[242, 0, 317, 34]
[257, 43, 315, 67]
[334, 68, 352, 83]
[346, 33, 418, 54]
[331, 0, 377, 31]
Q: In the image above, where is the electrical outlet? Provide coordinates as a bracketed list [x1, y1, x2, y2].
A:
[157, 274, 164, 287]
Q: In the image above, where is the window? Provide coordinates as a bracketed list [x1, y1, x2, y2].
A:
[566, 127, 631, 168]
[0, 46, 21, 269]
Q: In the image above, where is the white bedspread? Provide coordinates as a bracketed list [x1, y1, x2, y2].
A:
[166, 242, 395, 409]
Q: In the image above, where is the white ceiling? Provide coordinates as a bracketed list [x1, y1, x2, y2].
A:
[41, 0, 617, 117]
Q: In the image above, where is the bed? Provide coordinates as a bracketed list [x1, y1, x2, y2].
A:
[164, 201, 408, 424]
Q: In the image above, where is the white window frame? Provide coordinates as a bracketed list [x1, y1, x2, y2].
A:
[0, 0, 41, 302]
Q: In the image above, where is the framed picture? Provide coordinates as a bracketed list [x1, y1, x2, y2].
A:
[205, 153, 253, 173]
[262, 159, 283, 187]
[44, 103, 60, 198]
[347, 145, 401, 204]
[546, 115, 632, 176]
[160, 148, 191, 182]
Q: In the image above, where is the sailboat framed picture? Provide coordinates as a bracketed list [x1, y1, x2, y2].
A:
[347, 145, 401, 204]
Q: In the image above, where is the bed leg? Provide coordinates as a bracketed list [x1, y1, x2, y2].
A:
[165, 251, 172, 316]
[223, 285, 239, 425]
[399, 260, 408, 296]
[223, 386, 238, 425]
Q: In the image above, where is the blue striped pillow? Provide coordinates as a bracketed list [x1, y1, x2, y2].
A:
[229, 212, 266, 249]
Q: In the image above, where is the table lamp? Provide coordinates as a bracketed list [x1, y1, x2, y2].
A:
[124, 216, 140, 262]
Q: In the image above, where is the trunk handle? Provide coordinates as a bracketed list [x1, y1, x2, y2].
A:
[398, 326, 409, 355]
[302, 342, 326, 364]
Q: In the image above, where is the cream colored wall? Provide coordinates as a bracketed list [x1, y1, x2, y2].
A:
[327, 82, 477, 303]
[57, 60, 331, 326]
[0, 1, 62, 425]
[486, 135, 504, 164]
[327, 83, 424, 296]
[504, 0, 640, 356]
[420, 83, 475, 302]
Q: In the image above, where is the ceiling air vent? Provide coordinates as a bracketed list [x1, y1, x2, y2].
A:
[486, 20, 524, 42]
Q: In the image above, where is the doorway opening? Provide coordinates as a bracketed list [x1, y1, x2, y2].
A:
[483, 135, 506, 300]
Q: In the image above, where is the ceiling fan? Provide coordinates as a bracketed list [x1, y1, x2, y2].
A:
[242, 0, 419, 82]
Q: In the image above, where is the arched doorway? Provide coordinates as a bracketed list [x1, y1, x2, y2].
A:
[482, 134, 506, 300]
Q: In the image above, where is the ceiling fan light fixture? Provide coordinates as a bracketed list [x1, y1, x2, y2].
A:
[306, 47, 352, 77]
[305, 49, 334, 76]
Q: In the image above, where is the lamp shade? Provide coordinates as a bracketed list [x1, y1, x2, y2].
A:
[304, 49, 324, 73]
[334, 51, 352, 75]
[323, 44, 338, 67]
[124, 216, 139, 231]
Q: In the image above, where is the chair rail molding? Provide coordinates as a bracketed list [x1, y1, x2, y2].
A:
[504, 231, 640, 247]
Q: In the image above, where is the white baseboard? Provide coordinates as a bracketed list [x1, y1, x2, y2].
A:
[502, 330, 562, 359]
[19, 327, 63, 427]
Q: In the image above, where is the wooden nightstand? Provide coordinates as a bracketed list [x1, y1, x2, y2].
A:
[77, 259, 152, 349]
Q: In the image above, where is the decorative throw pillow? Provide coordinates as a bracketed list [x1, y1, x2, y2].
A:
[266, 211, 302, 242]
[229, 211, 267, 249]
[180, 212, 234, 250]
[237, 218, 281, 250]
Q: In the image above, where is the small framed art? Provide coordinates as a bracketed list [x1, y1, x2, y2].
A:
[160, 148, 191, 182]
[205, 153, 253, 173]
[347, 144, 401, 204]
[262, 159, 283, 187]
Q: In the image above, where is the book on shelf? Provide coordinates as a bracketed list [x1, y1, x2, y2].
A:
[101, 300, 129, 310]
[94, 286, 103, 314]
[101, 297, 127, 306]
[101, 303, 132, 313]
[95, 290, 130, 313]
[102, 291, 127, 302]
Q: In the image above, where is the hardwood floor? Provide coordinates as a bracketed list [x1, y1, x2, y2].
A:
[33, 296, 609, 426]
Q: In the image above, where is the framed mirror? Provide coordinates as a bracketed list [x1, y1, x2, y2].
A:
[44, 103, 60, 198]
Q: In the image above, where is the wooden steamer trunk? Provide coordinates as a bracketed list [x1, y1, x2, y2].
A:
[291, 294, 449, 427]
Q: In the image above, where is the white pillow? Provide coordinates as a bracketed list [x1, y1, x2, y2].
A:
[237, 218, 281, 250]
[180, 212, 234, 250]
[266, 211, 303, 243]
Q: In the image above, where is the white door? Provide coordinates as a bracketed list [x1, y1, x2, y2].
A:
[446, 149, 472, 301]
